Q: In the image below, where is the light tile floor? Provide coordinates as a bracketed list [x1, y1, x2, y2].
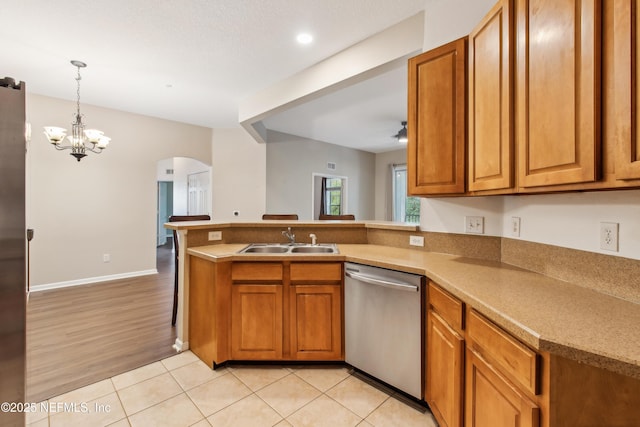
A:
[26, 351, 438, 427]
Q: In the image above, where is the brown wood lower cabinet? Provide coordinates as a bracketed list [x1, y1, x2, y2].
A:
[426, 310, 464, 427]
[189, 258, 343, 366]
[231, 284, 283, 360]
[425, 283, 640, 427]
[465, 347, 540, 427]
[290, 284, 342, 360]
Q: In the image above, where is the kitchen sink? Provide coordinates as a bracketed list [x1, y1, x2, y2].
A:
[290, 246, 336, 253]
[241, 245, 290, 253]
[238, 243, 338, 254]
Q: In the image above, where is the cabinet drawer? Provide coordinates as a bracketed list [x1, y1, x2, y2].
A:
[428, 282, 464, 332]
[232, 262, 283, 281]
[467, 309, 539, 395]
[290, 262, 342, 282]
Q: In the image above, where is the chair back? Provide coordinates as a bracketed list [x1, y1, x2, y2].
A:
[262, 214, 299, 220]
[318, 214, 355, 220]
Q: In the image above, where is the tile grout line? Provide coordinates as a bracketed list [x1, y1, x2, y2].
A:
[39, 354, 431, 427]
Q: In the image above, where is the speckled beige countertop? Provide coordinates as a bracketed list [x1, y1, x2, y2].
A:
[187, 243, 640, 380]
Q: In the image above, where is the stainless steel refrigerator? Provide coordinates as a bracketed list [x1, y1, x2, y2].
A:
[0, 77, 27, 426]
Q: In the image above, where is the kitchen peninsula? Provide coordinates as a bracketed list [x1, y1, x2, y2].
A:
[165, 220, 640, 426]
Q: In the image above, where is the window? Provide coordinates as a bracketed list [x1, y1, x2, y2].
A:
[392, 164, 420, 223]
[324, 178, 343, 215]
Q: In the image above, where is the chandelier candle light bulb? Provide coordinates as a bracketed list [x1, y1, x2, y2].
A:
[43, 60, 111, 161]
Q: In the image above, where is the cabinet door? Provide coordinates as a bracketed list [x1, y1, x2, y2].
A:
[231, 284, 283, 359]
[408, 37, 467, 195]
[465, 347, 539, 427]
[516, 0, 601, 188]
[614, 0, 640, 179]
[468, 0, 514, 192]
[426, 311, 464, 427]
[290, 285, 342, 360]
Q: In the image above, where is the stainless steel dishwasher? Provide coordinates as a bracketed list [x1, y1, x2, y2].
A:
[344, 262, 424, 400]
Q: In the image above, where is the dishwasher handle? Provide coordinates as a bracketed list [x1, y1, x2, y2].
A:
[345, 270, 419, 292]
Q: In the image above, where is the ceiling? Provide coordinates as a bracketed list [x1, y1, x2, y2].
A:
[0, 0, 425, 153]
[262, 63, 409, 153]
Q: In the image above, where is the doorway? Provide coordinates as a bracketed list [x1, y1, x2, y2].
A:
[187, 171, 210, 215]
[157, 181, 174, 246]
[156, 157, 212, 271]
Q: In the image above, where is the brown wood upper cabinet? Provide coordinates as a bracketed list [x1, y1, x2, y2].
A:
[468, 0, 515, 193]
[614, 0, 640, 180]
[409, 0, 640, 195]
[516, 0, 601, 188]
[408, 37, 467, 195]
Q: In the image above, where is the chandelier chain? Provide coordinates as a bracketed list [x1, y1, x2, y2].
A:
[75, 65, 82, 119]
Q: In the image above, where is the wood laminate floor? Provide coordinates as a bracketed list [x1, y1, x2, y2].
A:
[26, 244, 177, 403]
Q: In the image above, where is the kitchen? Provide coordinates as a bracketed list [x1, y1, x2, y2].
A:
[2, 0, 640, 426]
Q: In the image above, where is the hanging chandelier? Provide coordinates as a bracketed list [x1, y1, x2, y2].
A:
[43, 60, 111, 162]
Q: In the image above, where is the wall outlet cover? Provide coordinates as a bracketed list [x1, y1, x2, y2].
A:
[600, 222, 619, 252]
[208, 231, 222, 241]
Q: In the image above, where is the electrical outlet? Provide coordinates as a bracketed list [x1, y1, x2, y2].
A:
[511, 217, 521, 237]
[208, 231, 222, 241]
[103, 254, 110, 263]
[465, 216, 485, 234]
[409, 235, 424, 247]
[600, 222, 619, 252]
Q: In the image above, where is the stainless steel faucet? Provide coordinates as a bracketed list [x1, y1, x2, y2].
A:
[282, 227, 295, 244]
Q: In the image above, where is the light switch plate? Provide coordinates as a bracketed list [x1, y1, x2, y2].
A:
[511, 217, 521, 237]
[465, 216, 484, 234]
[409, 235, 424, 246]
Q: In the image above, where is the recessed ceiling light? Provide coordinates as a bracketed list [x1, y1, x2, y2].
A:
[296, 33, 313, 45]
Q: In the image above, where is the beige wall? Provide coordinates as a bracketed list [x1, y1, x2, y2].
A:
[27, 94, 212, 287]
[211, 127, 266, 221]
[265, 131, 375, 220]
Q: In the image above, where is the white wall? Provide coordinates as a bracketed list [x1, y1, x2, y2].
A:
[27, 94, 212, 287]
[420, 0, 640, 261]
[503, 191, 640, 259]
[211, 127, 266, 220]
[419, 196, 504, 236]
[423, 0, 496, 50]
[157, 158, 174, 181]
[266, 131, 376, 220]
[172, 157, 211, 216]
[156, 157, 211, 216]
[374, 149, 408, 220]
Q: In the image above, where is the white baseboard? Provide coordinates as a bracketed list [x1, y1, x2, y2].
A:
[173, 338, 189, 353]
[30, 269, 159, 292]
